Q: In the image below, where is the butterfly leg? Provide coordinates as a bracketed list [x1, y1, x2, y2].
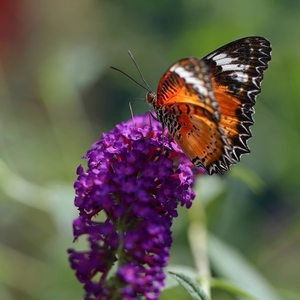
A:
[161, 123, 165, 153]
[144, 110, 154, 140]
[128, 100, 136, 126]
[149, 110, 158, 122]
[149, 110, 167, 153]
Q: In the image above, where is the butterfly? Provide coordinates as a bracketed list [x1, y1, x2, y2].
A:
[144, 36, 272, 175]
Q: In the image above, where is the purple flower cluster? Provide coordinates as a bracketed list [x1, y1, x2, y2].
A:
[68, 114, 196, 299]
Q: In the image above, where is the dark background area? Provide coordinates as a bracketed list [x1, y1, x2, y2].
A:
[0, 0, 299, 299]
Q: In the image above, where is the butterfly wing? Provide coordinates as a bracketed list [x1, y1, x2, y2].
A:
[155, 58, 234, 174]
[169, 104, 235, 174]
[202, 36, 272, 161]
[154, 36, 271, 174]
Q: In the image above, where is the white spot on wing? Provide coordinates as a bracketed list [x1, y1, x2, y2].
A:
[214, 56, 234, 66]
[169, 64, 178, 72]
[171, 65, 208, 96]
[213, 53, 227, 60]
[221, 64, 249, 72]
[232, 72, 249, 82]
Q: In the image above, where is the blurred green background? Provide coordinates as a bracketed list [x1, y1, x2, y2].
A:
[0, 0, 300, 299]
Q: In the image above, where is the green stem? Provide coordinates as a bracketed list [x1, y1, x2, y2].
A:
[188, 190, 211, 299]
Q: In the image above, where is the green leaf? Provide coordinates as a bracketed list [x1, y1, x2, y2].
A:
[193, 175, 226, 206]
[168, 271, 210, 300]
[164, 265, 199, 290]
[211, 278, 258, 300]
[208, 234, 281, 300]
[229, 166, 266, 194]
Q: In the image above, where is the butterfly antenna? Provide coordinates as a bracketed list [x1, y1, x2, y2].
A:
[110, 66, 149, 92]
[127, 51, 152, 92]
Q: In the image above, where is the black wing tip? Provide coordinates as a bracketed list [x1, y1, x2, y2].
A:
[193, 135, 252, 175]
[233, 36, 271, 48]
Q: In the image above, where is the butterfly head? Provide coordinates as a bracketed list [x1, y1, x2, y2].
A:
[146, 91, 157, 107]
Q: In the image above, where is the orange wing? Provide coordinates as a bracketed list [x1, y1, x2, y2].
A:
[203, 36, 271, 161]
[154, 58, 234, 174]
[151, 36, 271, 175]
[170, 103, 234, 174]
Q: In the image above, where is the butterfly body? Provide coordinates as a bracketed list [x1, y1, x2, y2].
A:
[146, 36, 271, 175]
